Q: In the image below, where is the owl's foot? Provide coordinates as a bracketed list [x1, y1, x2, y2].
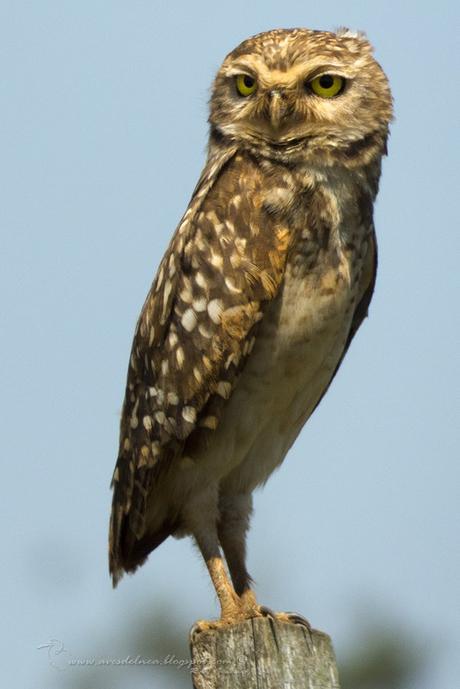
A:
[237, 588, 262, 617]
[191, 590, 266, 637]
[190, 580, 309, 637]
[239, 589, 311, 629]
[190, 607, 311, 641]
[190, 617, 235, 636]
[191, 611, 257, 637]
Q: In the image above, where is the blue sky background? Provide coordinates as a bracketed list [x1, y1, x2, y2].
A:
[1, 2, 458, 688]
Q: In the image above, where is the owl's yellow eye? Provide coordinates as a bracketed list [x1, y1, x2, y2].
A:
[309, 74, 345, 98]
[235, 74, 257, 97]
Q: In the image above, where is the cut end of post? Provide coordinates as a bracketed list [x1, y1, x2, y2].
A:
[190, 617, 341, 689]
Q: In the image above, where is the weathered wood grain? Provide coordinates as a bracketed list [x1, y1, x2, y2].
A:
[190, 618, 341, 689]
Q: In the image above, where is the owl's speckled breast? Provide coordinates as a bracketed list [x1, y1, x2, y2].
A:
[215, 247, 361, 493]
[140, 159, 375, 541]
[193, 181, 372, 496]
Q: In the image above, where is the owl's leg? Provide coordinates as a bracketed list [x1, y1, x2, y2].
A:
[183, 486, 241, 628]
[217, 493, 260, 617]
[217, 492, 311, 628]
[201, 553, 241, 623]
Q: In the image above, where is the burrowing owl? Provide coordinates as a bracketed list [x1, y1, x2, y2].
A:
[109, 28, 392, 629]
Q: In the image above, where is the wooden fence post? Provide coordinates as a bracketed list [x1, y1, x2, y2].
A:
[190, 618, 341, 689]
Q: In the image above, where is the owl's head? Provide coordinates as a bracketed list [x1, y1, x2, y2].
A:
[209, 29, 392, 163]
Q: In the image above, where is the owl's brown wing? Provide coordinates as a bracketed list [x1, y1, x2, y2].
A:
[345, 230, 377, 343]
[109, 148, 294, 584]
[312, 228, 377, 417]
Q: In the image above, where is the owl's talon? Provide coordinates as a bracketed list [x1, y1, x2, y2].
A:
[258, 607, 311, 628]
[189, 621, 204, 642]
[189, 618, 222, 638]
[281, 611, 312, 629]
[259, 605, 276, 619]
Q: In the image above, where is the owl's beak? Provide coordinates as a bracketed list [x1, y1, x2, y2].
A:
[267, 90, 289, 129]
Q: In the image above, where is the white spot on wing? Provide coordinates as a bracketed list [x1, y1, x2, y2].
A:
[210, 250, 223, 269]
[130, 399, 139, 428]
[225, 277, 242, 294]
[155, 411, 166, 425]
[200, 415, 218, 430]
[161, 280, 173, 323]
[195, 272, 207, 289]
[193, 297, 207, 312]
[198, 323, 213, 338]
[181, 308, 197, 332]
[176, 346, 185, 368]
[207, 299, 223, 324]
[182, 406, 196, 424]
[168, 332, 178, 347]
[167, 391, 179, 405]
[180, 288, 193, 304]
[216, 380, 232, 399]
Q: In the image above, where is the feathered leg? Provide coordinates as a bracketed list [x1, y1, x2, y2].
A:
[183, 486, 241, 629]
[217, 493, 260, 616]
[217, 491, 311, 628]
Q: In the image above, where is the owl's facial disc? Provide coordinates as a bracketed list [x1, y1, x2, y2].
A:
[217, 62, 356, 144]
[210, 29, 393, 155]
